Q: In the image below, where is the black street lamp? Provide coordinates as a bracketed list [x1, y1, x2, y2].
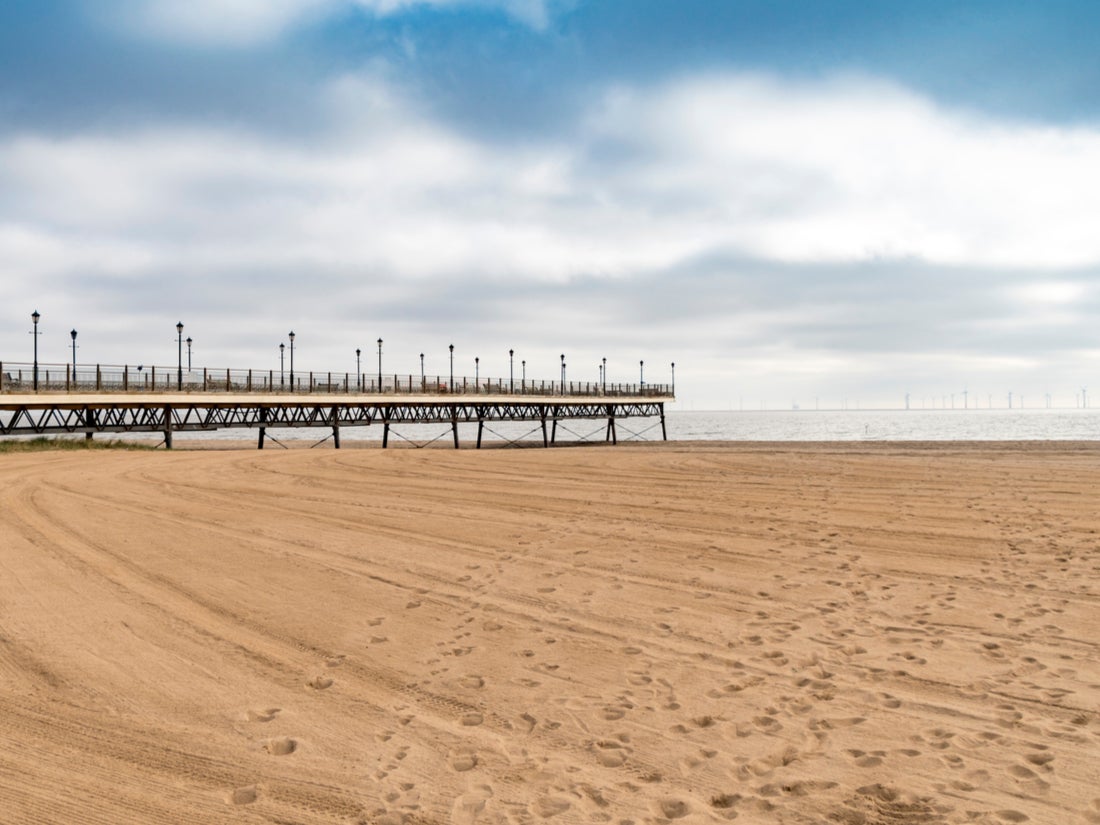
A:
[449, 344, 454, 390]
[639, 359, 644, 388]
[420, 353, 425, 391]
[356, 348, 361, 390]
[509, 349, 514, 393]
[602, 357, 606, 392]
[288, 331, 295, 392]
[176, 321, 184, 390]
[279, 343, 285, 388]
[474, 356, 479, 389]
[560, 354, 566, 394]
[70, 329, 78, 385]
[522, 359, 526, 385]
[31, 310, 41, 391]
[186, 337, 192, 371]
[671, 362, 675, 395]
[377, 337, 383, 391]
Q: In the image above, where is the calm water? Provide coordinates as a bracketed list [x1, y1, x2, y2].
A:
[12, 406, 1097, 445]
[666, 408, 1100, 442]
[169, 407, 1100, 445]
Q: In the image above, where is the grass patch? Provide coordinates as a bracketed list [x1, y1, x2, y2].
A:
[0, 437, 158, 453]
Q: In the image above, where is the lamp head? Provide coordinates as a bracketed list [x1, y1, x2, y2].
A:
[176, 321, 184, 334]
[71, 329, 77, 340]
[288, 331, 295, 342]
[32, 310, 40, 325]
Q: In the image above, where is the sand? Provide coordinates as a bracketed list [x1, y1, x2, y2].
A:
[0, 441, 1097, 824]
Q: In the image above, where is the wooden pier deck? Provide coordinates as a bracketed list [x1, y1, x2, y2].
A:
[0, 392, 671, 448]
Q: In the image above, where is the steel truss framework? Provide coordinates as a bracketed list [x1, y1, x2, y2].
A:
[0, 399, 668, 449]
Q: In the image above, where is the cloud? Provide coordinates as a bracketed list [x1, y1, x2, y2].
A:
[582, 73, 1100, 269]
[3, 70, 1099, 404]
[95, 0, 556, 46]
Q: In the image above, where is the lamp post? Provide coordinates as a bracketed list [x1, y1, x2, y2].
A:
[356, 348, 361, 390]
[560, 353, 565, 394]
[602, 357, 606, 392]
[377, 337, 383, 391]
[639, 359, 644, 388]
[522, 359, 526, 386]
[509, 349, 514, 393]
[288, 331, 295, 392]
[70, 329, 77, 386]
[449, 344, 454, 390]
[420, 353, 425, 391]
[176, 322, 184, 390]
[186, 337, 192, 371]
[474, 356, 479, 390]
[31, 310, 41, 391]
[279, 343, 285, 388]
[671, 362, 675, 395]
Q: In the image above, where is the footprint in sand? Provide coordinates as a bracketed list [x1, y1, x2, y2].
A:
[450, 750, 478, 772]
[1007, 764, 1049, 794]
[531, 796, 571, 818]
[265, 736, 297, 756]
[452, 784, 494, 825]
[307, 675, 334, 690]
[592, 740, 629, 767]
[226, 786, 258, 805]
[247, 708, 280, 723]
[654, 799, 691, 820]
[847, 749, 886, 768]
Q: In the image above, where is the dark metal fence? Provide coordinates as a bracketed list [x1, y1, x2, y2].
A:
[0, 361, 673, 398]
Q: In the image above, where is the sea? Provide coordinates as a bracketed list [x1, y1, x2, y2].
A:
[169, 407, 1100, 445]
[8, 406, 1098, 446]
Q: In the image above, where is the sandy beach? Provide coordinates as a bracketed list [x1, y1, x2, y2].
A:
[0, 441, 1097, 824]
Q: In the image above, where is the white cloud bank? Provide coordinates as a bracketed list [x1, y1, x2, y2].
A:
[2, 72, 1099, 402]
[7, 72, 1100, 279]
[96, 0, 555, 45]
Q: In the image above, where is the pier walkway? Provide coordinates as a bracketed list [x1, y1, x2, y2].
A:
[0, 392, 670, 449]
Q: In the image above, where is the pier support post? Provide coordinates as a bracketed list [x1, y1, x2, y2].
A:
[476, 407, 484, 449]
[550, 405, 558, 445]
[382, 408, 390, 449]
[332, 407, 341, 449]
[258, 407, 267, 449]
[164, 405, 173, 449]
[451, 406, 460, 449]
[606, 405, 617, 444]
[660, 403, 667, 441]
[540, 406, 548, 447]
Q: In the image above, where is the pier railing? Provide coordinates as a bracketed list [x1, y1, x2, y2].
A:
[0, 361, 672, 398]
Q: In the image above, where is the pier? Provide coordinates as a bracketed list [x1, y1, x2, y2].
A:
[0, 361, 672, 448]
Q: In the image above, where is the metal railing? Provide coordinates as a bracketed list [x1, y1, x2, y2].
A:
[0, 361, 673, 398]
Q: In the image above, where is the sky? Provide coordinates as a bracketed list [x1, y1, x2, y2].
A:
[2, 0, 1099, 409]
